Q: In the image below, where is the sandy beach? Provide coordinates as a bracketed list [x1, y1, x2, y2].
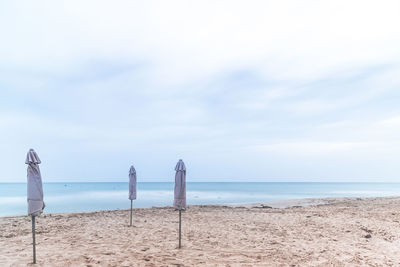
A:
[1, 197, 400, 266]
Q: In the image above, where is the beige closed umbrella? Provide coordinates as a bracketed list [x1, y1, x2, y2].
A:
[173, 159, 186, 248]
[26, 149, 45, 264]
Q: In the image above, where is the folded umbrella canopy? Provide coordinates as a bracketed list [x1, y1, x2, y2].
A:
[129, 165, 136, 226]
[129, 165, 137, 201]
[173, 159, 186, 210]
[26, 149, 45, 216]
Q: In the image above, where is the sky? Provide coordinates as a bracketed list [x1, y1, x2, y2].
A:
[1, 0, 400, 182]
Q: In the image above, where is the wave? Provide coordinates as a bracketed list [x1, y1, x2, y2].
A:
[2, 189, 398, 206]
[0, 190, 299, 205]
[0, 196, 26, 204]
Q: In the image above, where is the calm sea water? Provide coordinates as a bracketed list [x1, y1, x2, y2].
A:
[1, 182, 400, 216]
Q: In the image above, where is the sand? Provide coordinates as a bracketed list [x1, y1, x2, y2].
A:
[2, 197, 400, 266]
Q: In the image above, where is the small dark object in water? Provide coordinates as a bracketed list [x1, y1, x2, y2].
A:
[365, 234, 372, 239]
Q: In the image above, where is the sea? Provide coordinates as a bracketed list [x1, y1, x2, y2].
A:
[1, 182, 400, 217]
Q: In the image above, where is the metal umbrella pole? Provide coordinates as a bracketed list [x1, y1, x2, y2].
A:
[130, 200, 133, 226]
[178, 210, 182, 248]
[32, 215, 36, 264]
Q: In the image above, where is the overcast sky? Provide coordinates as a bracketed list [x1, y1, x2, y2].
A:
[1, 1, 400, 182]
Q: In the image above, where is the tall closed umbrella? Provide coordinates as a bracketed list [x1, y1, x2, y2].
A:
[26, 149, 45, 264]
[173, 159, 186, 248]
[129, 165, 136, 226]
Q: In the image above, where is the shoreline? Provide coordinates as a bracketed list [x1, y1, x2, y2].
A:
[1, 196, 398, 219]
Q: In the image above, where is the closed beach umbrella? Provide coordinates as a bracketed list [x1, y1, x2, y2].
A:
[26, 148, 45, 264]
[129, 165, 136, 226]
[173, 159, 186, 248]
[174, 159, 186, 210]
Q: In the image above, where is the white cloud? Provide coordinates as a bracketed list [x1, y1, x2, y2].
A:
[252, 141, 369, 155]
[1, 1, 400, 82]
[0, 1, 400, 181]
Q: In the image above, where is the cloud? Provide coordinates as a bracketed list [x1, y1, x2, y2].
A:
[252, 141, 369, 155]
[0, 1, 400, 181]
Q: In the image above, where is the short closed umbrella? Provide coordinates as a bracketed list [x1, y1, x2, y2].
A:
[128, 165, 137, 226]
[26, 149, 45, 264]
[173, 159, 186, 248]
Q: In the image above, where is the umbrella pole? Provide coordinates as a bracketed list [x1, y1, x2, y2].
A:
[179, 210, 182, 248]
[130, 200, 133, 226]
[32, 215, 36, 264]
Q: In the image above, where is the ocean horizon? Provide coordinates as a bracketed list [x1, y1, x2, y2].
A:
[1, 182, 400, 217]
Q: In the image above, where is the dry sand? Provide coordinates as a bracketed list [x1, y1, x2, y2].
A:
[2, 197, 400, 266]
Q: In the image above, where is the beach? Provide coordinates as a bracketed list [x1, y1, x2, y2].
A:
[1, 197, 400, 266]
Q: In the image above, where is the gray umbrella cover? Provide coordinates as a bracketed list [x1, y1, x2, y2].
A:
[173, 159, 186, 210]
[129, 165, 137, 200]
[26, 149, 45, 216]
